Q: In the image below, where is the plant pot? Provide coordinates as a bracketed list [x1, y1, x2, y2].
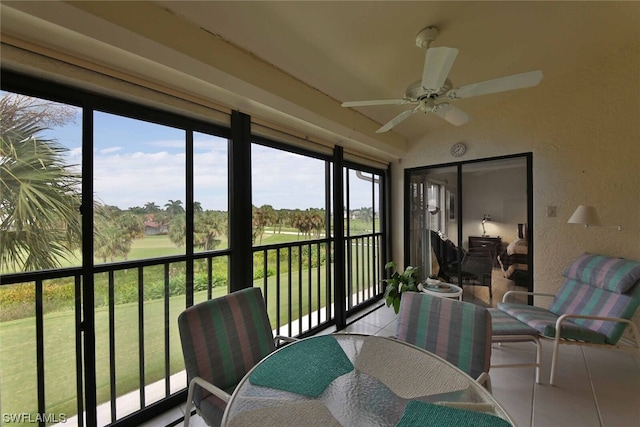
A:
[425, 278, 441, 286]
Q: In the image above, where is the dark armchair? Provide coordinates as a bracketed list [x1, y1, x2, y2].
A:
[449, 247, 494, 298]
[430, 230, 461, 281]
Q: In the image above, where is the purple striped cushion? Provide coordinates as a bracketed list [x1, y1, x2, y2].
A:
[562, 253, 640, 293]
[498, 302, 607, 344]
[395, 292, 491, 380]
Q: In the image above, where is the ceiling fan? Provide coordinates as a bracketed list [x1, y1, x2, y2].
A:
[341, 26, 543, 133]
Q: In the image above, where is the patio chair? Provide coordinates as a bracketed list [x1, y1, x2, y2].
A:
[461, 247, 494, 297]
[449, 247, 494, 298]
[395, 292, 493, 391]
[178, 287, 295, 426]
[495, 253, 640, 385]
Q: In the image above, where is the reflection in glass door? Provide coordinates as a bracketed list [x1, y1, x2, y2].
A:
[461, 157, 530, 304]
[407, 166, 458, 281]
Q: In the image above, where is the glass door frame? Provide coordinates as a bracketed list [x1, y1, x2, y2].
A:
[403, 152, 534, 297]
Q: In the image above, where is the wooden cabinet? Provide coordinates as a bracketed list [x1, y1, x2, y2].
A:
[468, 236, 502, 266]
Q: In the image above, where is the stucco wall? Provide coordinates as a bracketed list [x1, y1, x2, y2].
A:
[392, 42, 640, 305]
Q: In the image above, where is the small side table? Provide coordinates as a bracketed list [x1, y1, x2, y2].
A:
[422, 283, 463, 301]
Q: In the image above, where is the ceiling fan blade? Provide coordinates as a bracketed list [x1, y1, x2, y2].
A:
[421, 47, 459, 91]
[376, 107, 419, 133]
[432, 103, 471, 126]
[448, 70, 543, 99]
[342, 98, 414, 107]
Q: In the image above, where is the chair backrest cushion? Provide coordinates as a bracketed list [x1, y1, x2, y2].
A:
[562, 253, 640, 294]
[550, 254, 640, 344]
[395, 292, 492, 379]
[178, 288, 275, 403]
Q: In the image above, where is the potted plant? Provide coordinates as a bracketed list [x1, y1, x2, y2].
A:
[383, 261, 422, 314]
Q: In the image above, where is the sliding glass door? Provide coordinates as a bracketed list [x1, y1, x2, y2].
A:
[405, 154, 532, 305]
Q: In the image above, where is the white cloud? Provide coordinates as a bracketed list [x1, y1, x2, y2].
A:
[67, 128, 374, 211]
[98, 146, 123, 155]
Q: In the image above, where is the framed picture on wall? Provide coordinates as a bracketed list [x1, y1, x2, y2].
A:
[447, 191, 456, 221]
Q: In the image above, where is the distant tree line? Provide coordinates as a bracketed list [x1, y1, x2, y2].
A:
[0, 92, 377, 272]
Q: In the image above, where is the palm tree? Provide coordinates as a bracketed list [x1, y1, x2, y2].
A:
[1, 102, 81, 271]
[94, 208, 132, 263]
[143, 202, 161, 213]
[168, 213, 186, 247]
[253, 205, 275, 244]
[93, 206, 143, 263]
[117, 211, 145, 241]
[194, 210, 225, 251]
[164, 199, 185, 216]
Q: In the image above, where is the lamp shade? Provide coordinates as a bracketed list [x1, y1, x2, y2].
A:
[568, 205, 602, 226]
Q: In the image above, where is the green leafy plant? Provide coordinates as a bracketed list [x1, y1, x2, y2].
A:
[383, 261, 422, 314]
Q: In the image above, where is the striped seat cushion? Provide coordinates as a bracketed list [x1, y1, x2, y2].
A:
[489, 308, 538, 336]
[547, 278, 640, 344]
[396, 292, 491, 380]
[498, 302, 607, 344]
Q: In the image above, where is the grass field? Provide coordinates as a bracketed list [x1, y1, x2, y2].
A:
[0, 231, 306, 274]
[0, 232, 380, 422]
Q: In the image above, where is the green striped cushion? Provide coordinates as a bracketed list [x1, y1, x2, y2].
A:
[489, 308, 538, 336]
[395, 292, 491, 380]
[548, 278, 640, 343]
[178, 288, 276, 425]
[562, 253, 640, 294]
[498, 303, 607, 344]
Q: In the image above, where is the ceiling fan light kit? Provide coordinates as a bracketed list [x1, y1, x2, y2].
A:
[342, 25, 543, 133]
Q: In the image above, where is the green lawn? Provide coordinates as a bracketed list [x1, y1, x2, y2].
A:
[0, 232, 380, 422]
[1, 230, 361, 274]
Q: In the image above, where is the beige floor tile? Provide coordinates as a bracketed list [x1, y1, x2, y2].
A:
[491, 342, 539, 366]
[374, 323, 397, 338]
[533, 346, 600, 427]
[490, 363, 535, 427]
[341, 319, 382, 335]
[584, 347, 640, 427]
[355, 304, 397, 327]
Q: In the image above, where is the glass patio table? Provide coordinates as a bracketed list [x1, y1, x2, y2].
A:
[221, 333, 515, 427]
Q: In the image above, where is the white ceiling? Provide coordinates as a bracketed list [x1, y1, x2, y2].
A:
[2, 1, 639, 159]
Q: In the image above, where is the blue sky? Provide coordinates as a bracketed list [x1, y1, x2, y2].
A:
[39, 103, 376, 211]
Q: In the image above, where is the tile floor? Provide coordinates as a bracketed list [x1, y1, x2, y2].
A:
[143, 274, 640, 427]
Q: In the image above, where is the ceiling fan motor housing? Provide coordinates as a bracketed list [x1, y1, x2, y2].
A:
[415, 26, 439, 49]
[406, 79, 452, 100]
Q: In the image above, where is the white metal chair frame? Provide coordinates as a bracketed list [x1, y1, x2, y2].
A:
[491, 333, 542, 384]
